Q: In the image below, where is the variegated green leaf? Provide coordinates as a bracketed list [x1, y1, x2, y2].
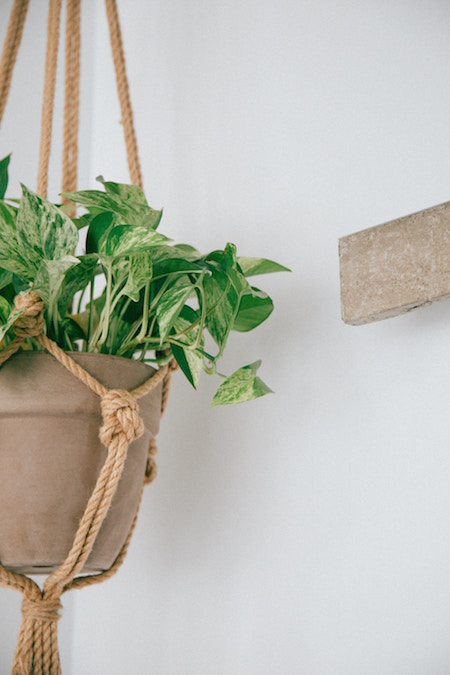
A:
[233, 287, 274, 332]
[0, 269, 12, 291]
[57, 254, 99, 316]
[0, 155, 10, 199]
[122, 253, 153, 302]
[238, 257, 291, 277]
[97, 177, 148, 205]
[211, 361, 273, 406]
[0, 202, 30, 279]
[171, 308, 204, 388]
[63, 186, 163, 229]
[33, 257, 79, 306]
[103, 224, 170, 258]
[156, 282, 196, 341]
[0, 305, 24, 342]
[17, 186, 78, 271]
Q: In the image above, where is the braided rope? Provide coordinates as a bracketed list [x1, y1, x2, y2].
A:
[37, 0, 63, 198]
[0, 0, 29, 126]
[0, 292, 173, 673]
[61, 0, 81, 214]
[104, 0, 143, 189]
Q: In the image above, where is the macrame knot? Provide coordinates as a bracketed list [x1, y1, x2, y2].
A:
[13, 291, 45, 338]
[99, 389, 144, 447]
[21, 596, 62, 624]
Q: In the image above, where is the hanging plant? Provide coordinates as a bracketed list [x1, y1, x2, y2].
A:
[0, 1, 291, 670]
[0, 155, 288, 405]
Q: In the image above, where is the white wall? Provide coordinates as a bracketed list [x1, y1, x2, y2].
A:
[3, 0, 450, 673]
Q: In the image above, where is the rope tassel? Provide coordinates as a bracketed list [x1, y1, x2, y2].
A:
[13, 593, 62, 675]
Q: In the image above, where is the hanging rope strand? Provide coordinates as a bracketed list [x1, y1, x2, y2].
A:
[61, 0, 81, 208]
[37, 0, 63, 198]
[0, 0, 30, 127]
[104, 0, 143, 189]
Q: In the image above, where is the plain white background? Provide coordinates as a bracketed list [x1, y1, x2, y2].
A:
[2, 0, 450, 673]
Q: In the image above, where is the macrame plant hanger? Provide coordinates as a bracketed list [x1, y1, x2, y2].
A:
[0, 1, 175, 673]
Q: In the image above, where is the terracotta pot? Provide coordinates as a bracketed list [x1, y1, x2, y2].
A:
[0, 352, 162, 575]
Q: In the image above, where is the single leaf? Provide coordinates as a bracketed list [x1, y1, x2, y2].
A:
[156, 282, 196, 341]
[152, 257, 203, 278]
[96, 177, 148, 205]
[211, 361, 273, 406]
[86, 211, 117, 253]
[0, 204, 30, 280]
[0, 269, 13, 292]
[103, 224, 170, 258]
[171, 308, 204, 388]
[63, 187, 163, 229]
[57, 254, 99, 316]
[173, 243, 202, 259]
[0, 296, 11, 323]
[0, 306, 24, 342]
[233, 287, 274, 332]
[33, 256, 80, 306]
[17, 186, 78, 271]
[0, 155, 11, 199]
[237, 257, 291, 277]
[203, 265, 246, 353]
[171, 343, 202, 388]
[122, 253, 153, 302]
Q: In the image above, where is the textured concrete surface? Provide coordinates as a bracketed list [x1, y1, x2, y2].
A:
[339, 201, 450, 325]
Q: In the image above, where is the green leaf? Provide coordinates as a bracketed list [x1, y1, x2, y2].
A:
[233, 287, 273, 332]
[0, 296, 11, 324]
[86, 211, 117, 253]
[211, 361, 273, 406]
[173, 243, 202, 259]
[57, 254, 99, 316]
[17, 186, 78, 271]
[171, 307, 204, 388]
[0, 200, 17, 228]
[0, 269, 13, 292]
[63, 186, 163, 229]
[0, 155, 11, 200]
[156, 282, 195, 341]
[97, 177, 148, 204]
[0, 305, 24, 342]
[237, 257, 291, 277]
[152, 257, 203, 278]
[122, 253, 153, 302]
[33, 257, 80, 306]
[103, 224, 170, 258]
[203, 260, 247, 352]
[0, 202, 29, 280]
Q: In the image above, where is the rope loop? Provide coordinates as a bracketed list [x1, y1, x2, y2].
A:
[21, 595, 62, 624]
[13, 291, 45, 338]
[99, 388, 144, 447]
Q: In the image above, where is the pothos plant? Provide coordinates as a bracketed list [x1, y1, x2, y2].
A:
[0, 155, 288, 405]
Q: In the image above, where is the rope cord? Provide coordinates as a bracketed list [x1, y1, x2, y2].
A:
[36, 0, 63, 198]
[61, 0, 81, 213]
[0, 0, 30, 126]
[0, 292, 173, 673]
[104, 0, 143, 189]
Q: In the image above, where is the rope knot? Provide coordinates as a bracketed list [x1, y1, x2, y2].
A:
[21, 596, 62, 624]
[99, 389, 144, 448]
[13, 291, 45, 338]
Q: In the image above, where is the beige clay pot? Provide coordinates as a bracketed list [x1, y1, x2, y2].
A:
[0, 351, 162, 575]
